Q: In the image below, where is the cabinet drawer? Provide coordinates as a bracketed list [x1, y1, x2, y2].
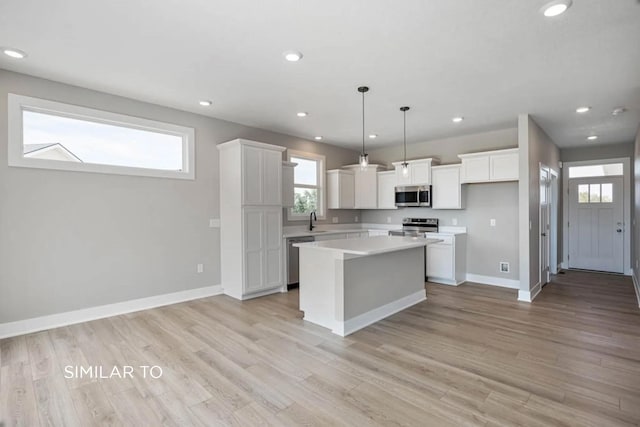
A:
[427, 235, 453, 245]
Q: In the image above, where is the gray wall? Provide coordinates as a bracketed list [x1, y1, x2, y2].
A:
[369, 128, 518, 166]
[0, 69, 359, 323]
[362, 128, 520, 280]
[634, 128, 640, 293]
[518, 114, 561, 293]
[561, 142, 634, 162]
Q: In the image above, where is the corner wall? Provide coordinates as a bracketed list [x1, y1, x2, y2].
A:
[634, 127, 640, 306]
[518, 114, 561, 302]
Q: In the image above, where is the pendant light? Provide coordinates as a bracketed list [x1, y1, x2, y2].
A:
[357, 86, 369, 170]
[400, 106, 410, 177]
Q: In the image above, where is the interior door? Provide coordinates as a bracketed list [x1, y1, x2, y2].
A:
[540, 167, 550, 285]
[568, 176, 624, 273]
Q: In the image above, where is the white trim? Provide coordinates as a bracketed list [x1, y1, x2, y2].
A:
[8, 93, 195, 180]
[0, 285, 222, 339]
[287, 149, 326, 221]
[464, 274, 520, 289]
[331, 290, 426, 336]
[225, 286, 286, 300]
[632, 270, 640, 308]
[518, 282, 542, 303]
[562, 158, 631, 274]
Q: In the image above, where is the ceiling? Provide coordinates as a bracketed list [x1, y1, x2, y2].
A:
[1, 0, 639, 149]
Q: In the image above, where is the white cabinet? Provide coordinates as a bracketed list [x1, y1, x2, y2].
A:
[392, 158, 438, 186]
[426, 234, 467, 285]
[377, 171, 397, 209]
[241, 144, 283, 205]
[218, 139, 287, 300]
[431, 165, 464, 210]
[282, 161, 296, 208]
[458, 148, 518, 183]
[344, 164, 385, 209]
[327, 170, 355, 209]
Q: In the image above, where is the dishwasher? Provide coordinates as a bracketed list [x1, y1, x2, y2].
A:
[287, 236, 315, 287]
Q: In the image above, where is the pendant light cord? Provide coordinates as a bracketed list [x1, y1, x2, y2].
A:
[403, 109, 406, 163]
[361, 90, 365, 156]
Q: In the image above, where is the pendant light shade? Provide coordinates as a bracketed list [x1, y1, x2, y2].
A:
[358, 86, 369, 170]
[400, 106, 410, 177]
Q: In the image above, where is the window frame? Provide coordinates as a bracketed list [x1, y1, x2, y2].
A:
[8, 93, 195, 180]
[287, 150, 326, 221]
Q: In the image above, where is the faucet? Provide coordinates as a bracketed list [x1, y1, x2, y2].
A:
[309, 211, 317, 231]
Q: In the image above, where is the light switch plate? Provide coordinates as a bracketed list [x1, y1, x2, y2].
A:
[197, 264, 204, 273]
[387, 217, 392, 223]
[209, 218, 220, 228]
[490, 219, 496, 227]
[452, 218, 458, 226]
[355, 216, 359, 223]
[332, 217, 339, 223]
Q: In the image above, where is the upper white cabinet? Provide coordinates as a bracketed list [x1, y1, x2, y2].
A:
[431, 165, 464, 210]
[282, 161, 297, 208]
[377, 171, 397, 209]
[240, 143, 284, 205]
[327, 169, 355, 209]
[344, 164, 385, 209]
[458, 148, 518, 183]
[392, 158, 438, 186]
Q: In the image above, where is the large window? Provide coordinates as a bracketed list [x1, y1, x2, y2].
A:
[287, 150, 325, 220]
[8, 94, 195, 179]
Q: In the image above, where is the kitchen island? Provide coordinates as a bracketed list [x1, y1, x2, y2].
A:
[294, 235, 442, 336]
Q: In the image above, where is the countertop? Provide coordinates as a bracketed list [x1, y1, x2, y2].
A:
[283, 228, 384, 238]
[293, 235, 442, 256]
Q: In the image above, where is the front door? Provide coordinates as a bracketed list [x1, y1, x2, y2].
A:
[568, 176, 624, 273]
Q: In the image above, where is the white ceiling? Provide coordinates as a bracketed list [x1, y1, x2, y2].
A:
[1, 0, 639, 149]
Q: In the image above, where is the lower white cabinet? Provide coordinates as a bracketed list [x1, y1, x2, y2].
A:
[242, 206, 283, 296]
[426, 234, 466, 285]
[431, 165, 464, 210]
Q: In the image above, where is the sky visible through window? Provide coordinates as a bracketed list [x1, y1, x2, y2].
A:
[23, 111, 183, 170]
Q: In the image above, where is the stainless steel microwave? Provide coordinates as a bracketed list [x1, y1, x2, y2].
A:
[395, 185, 431, 207]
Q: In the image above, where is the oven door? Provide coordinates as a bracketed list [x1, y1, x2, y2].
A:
[418, 186, 431, 207]
[395, 187, 420, 207]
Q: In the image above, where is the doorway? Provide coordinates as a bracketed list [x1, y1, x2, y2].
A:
[562, 158, 630, 275]
[540, 166, 551, 286]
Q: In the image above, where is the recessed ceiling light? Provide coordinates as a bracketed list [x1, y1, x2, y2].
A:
[587, 135, 598, 141]
[542, 0, 572, 17]
[612, 107, 626, 116]
[199, 100, 212, 106]
[2, 47, 27, 59]
[452, 116, 464, 123]
[314, 136, 323, 140]
[368, 134, 377, 139]
[296, 112, 308, 117]
[576, 106, 591, 113]
[283, 51, 303, 62]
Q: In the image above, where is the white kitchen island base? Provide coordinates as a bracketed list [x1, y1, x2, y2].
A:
[296, 236, 440, 336]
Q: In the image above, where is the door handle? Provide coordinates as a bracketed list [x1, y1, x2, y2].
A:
[541, 233, 547, 237]
[616, 229, 622, 233]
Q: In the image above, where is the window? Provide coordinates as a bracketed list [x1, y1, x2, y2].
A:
[287, 150, 325, 220]
[578, 183, 613, 204]
[8, 94, 195, 179]
[569, 163, 623, 178]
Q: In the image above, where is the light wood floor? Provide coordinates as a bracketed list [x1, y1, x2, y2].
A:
[1, 270, 640, 426]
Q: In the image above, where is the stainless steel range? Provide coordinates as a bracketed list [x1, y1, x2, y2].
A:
[389, 218, 439, 237]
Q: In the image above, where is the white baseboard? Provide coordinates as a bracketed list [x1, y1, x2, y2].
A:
[632, 271, 640, 308]
[0, 284, 223, 339]
[334, 290, 426, 337]
[518, 282, 541, 303]
[464, 274, 520, 289]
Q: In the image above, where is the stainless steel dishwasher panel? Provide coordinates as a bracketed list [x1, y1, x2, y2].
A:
[287, 236, 315, 285]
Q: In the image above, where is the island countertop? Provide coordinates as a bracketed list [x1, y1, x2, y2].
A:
[293, 235, 442, 256]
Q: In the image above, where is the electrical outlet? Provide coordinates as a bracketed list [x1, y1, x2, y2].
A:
[452, 218, 458, 226]
[197, 264, 204, 273]
[387, 217, 392, 224]
[332, 217, 339, 223]
[355, 216, 359, 223]
[209, 218, 220, 228]
[490, 219, 496, 227]
[499, 262, 510, 273]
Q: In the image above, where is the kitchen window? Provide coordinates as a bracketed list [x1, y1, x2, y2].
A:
[287, 150, 325, 220]
[8, 93, 195, 179]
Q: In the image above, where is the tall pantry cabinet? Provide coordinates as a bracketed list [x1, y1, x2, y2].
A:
[217, 139, 286, 300]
